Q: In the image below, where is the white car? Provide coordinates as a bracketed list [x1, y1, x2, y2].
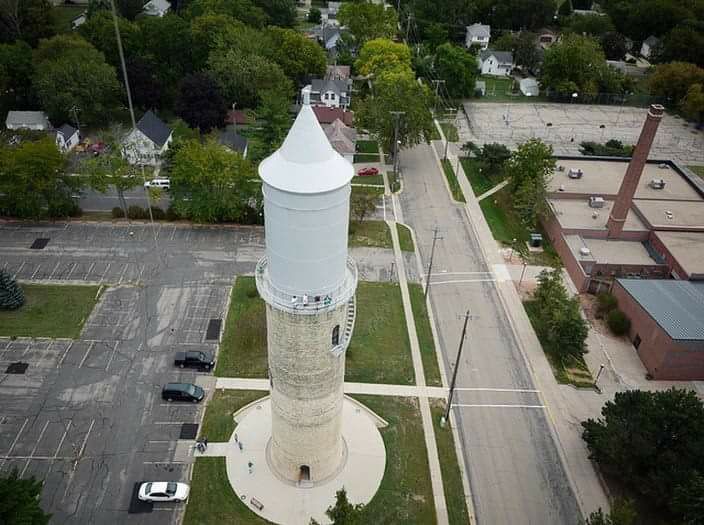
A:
[144, 178, 170, 190]
[138, 481, 189, 502]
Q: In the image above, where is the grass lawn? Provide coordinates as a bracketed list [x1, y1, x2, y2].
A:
[688, 165, 704, 181]
[0, 284, 100, 339]
[346, 282, 415, 385]
[52, 6, 84, 33]
[215, 277, 267, 378]
[441, 159, 466, 203]
[351, 184, 384, 199]
[352, 174, 384, 186]
[199, 390, 267, 442]
[408, 284, 442, 387]
[354, 153, 380, 163]
[356, 140, 379, 154]
[352, 395, 437, 524]
[349, 220, 392, 249]
[479, 189, 525, 245]
[396, 223, 415, 252]
[523, 301, 594, 388]
[461, 157, 505, 196]
[183, 457, 272, 525]
[430, 401, 470, 525]
[387, 171, 400, 192]
[440, 122, 459, 142]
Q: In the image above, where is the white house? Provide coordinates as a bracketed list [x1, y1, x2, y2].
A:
[55, 124, 80, 152]
[640, 35, 659, 59]
[71, 12, 87, 30]
[478, 50, 514, 76]
[142, 0, 170, 17]
[301, 78, 352, 109]
[465, 23, 491, 50]
[5, 111, 52, 131]
[122, 111, 173, 166]
[519, 77, 540, 97]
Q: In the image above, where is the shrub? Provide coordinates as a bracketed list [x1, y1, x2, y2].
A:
[165, 206, 180, 221]
[245, 286, 259, 299]
[111, 207, 125, 219]
[127, 205, 146, 220]
[607, 309, 631, 336]
[0, 270, 25, 310]
[595, 292, 618, 318]
[150, 207, 165, 220]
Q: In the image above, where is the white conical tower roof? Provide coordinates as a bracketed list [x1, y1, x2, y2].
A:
[259, 104, 354, 194]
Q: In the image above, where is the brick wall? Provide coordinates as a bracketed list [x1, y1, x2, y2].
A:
[650, 231, 688, 279]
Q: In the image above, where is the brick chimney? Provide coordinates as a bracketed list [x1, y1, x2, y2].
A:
[606, 104, 664, 239]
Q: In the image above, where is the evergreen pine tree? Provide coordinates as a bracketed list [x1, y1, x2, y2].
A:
[0, 270, 25, 310]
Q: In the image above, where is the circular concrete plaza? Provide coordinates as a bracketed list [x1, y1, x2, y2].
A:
[224, 396, 386, 525]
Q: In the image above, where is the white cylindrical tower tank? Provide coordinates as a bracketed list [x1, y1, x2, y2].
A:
[255, 103, 358, 485]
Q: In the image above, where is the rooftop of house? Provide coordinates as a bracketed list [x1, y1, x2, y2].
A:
[143, 0, 170, 12]
[5, 110, 51, 128]
[312, 106, 353, 126]
[225, 110, 252, 126]
[643, 35, 660, 47]
[218, 127, 248, 153]
[565, 235, 658, 266]
[57, 123, 77, 137]
[325, 65, 351, 80]
[310, 78, 350, 96]
[654, 231, 704, 278]
[548, 198, 647, 232]
[479, 49, 513, 64]
[135, 110, 172, 147]
[467, 23, 490, 38]
[323, 119, 356, 155]
[617, 278, 704, 341]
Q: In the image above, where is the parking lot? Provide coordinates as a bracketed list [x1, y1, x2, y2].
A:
[461, 102, 704, 163]
[0, 221, 413, 523]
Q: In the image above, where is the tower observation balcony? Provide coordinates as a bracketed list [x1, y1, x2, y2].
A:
[255, 256, 358, 316]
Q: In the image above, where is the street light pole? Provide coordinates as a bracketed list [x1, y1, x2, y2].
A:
[390, 111, 405, 178]
[443, 310, 471, 425]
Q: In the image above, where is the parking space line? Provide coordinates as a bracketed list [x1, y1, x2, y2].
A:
[154, 422, 190, 425]
[118, 263, 128, 284]
[48, 261, 61, 280]
[66, 262, 78, 279]
[56, 341, 73, 368]
[143, 461, 186, 465]
[72, 419, 95, 471]
[12, 261, 25, 279]
[52, 420, 72, 466]
[85, 262, 95, 280]
[137, 264, 146, 282]
[20, 420, 50, 477]
[77, 341, 95, 368]
[31, 264, 42, 280]
[0, 418, 29, 470]
[99, 263, 111, 284]
[170, 226, 177, 240]
[105, 341, 119, 371]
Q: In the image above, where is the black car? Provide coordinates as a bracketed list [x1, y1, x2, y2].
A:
[162, 383, 205, 403]
[174, 351, 215, 370]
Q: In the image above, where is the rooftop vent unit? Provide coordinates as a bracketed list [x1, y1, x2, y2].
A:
[658, 163, 670, 169]
[579, 247, 591, 256]
[558, 184, 565, 192]
[589, 196, 605, 208]
[665, 210, 674, 220]
[592, 211, 599, 219]
[568, 168, 583, 179]
[650, 178, 665, 189]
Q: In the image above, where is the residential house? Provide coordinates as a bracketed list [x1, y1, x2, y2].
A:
[142, 0, 171, 17]
[5, 111, 51, 131]
[323, 118, 356, 163]
[122, 110, 173, 166]
[465, 23, 491, 50]
[225, 110, 253, 127]
[640, 35, 659, 59]
[325, 65, 351, 81]
[537, 28, 557, 48]
[55, 124, 80, 153]
[315, 24, 342, 56]
[312, 106, 354, 127]
[325, 1, 341, 24]
[301, 78, 352, 109]
[71, 11, 87, 30]
[218, 127, 249, 158]
[519, 77, 540, 97]
[478, 50, 514, 77]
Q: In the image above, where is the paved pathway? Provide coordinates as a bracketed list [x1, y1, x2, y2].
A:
[476, 179, 510, 201]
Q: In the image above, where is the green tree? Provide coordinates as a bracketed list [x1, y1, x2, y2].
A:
[423, 22, 448, 50]
[0, 468, 50, 525]
[354, 38, 412, 78]
[493, 32, 540, 71]
[657, 27, 704, 68]
[585, 498, 637, 525]
[565, 13, 615, 37]
[505, 139, 554, 226]
[338, 1, 397, 45]
[355, 69, 434, 154]
[312, 487, 365, 524]
[307, 7, 321, 24]
[137, 14, 194, 88]
[267, 27, 326, 84]
[169, 138, 261, 223]
[185, 0, 268, 28]
[32, 34, 120, 126]
[190, 13, 241, 69]
[0, 40, 34, 115]
[0, 0, 54, 46]
[682, 83, 704, 125]
[558, 0, 573, 18]
[600, 31, 627, 61]
[434, 43, 477, 98]
[582, 388, 704, 513]
[0, 137, 77, 219]
[0, 270, 24, 310]
[475, 143, 511, 175]
[79, 10, 140, 69]
[257, 89, 290, 153]
[649, 62, 704, 105]
[673, 472, 704, 525]
[349, 191, 376, 229]
[116, 0, 144, 19]
[253, 0, 296, 27]
[175, 72, 226, 132]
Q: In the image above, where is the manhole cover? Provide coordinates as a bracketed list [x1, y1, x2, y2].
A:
[180, 423, 199, 440]
[30, 238, 50, 250]
[205, 319, 222, 341]
[6, 362, 28, 374]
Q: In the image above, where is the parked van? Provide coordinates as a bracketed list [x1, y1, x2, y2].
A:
[144, 178, 170, 190]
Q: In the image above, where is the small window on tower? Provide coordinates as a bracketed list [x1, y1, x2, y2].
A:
[332, 325, 340, 346]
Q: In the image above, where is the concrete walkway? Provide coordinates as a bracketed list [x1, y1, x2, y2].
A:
[476, 179, 510, 201]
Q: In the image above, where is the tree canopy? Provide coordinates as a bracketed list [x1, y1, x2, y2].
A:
[648, 62, 704, 105]
[175, 72, 226, 132]
[505, 139, 554, 226]
[434, 43, 478, 98]
[266, 27, 326, 84]
[355, 38, 412, 78]
[0, 468, 51, 525]
[0, 0, 55, 46]
[338, 1, 398, 45]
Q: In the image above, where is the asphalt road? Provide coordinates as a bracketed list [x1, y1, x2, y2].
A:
[398, 144, 581, 524]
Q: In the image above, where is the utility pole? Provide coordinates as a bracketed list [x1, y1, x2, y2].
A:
[231, 102, 237, 133]
[424, 226, 443, 300]
[431, 80, 445, 113]
[442, 310, 471, 425]
[405, 12, 413, 42]
[390, 111, 405, 179]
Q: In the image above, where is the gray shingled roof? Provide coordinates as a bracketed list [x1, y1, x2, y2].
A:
[643, 35, 660, 47]
[479, 49, 514, 64]
[57, 123, 77, 137]
[467, 23, 490, 39]
[218, 127, 248, 153]
[311, 78, 349, 96]
[137, 110, 171, 147]
[5, 111, 51, 128]
[618, 279, 704, 341]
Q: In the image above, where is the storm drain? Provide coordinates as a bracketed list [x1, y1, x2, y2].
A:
[180, 423, 199, 440]
[30, 238, 50, 250]
[6, 362, 28, 374]
[205, 319, 222, 341]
